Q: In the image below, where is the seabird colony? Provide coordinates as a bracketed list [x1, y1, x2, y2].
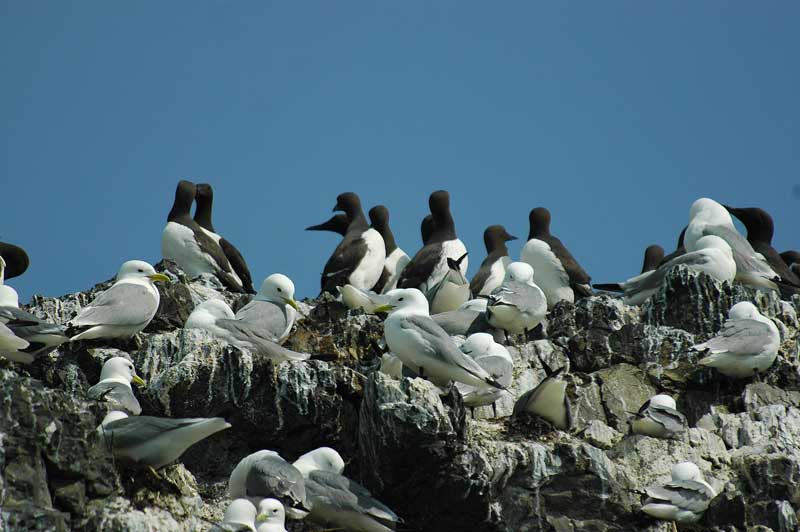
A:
[2, 180, 798, 532]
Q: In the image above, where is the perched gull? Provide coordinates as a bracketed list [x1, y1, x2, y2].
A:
[0, 242, 29, 280]
[161, 180, 246, 292]
[520, 207, 591, 308]
[293, 447, 400, 532]
[67, 260, 169, 341]
[486, 262, 547, 338]
[377, 288, 505, 389]
[455, 333, 514, 417]
[725, 205, 800, 293]
[339, 284, 387, 314]
[255, 498, 288, 532]
[685, 198, 778, 290]
[185, 299, 309, 363]
[641, 461, 716, 524]
[630, 394, 688, 439]
[306, 213, 349, 236]
[641, 245, 665, 273]
[397, 190, 468, 299]
[513, 359, 571, 430]
[0, 258, 68, 363]
[98, 410, 230, 469]
[194, 183, 256, 294]
[692, 301, 780, 378]
[87, 357, 145, 415]
[594, 235, 736, 306]
[319, 192, 386, 295]
[212, 498, 257, 532]
[470, 225, 517, 297]
[432, 308, 505, 344]
[229, 450, 308, 519]
[428, 252, 470, 314]
[368, 206, 410, 294]
[235, 274, 299, 345]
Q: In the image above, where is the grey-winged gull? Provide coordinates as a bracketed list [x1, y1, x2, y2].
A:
[87, 357, 145, 415]
[486, 262, 547, 338]
[455, 333, 514, 417]
[98, 410, 230, 469]
[641, 461, 716, 524]
[685, 198, 778, 290]
[292, 447, 400, 532]
[211, 498, 257, 532]
[229, 450, 308, 519]
[235, 274, 299, 345]
[376, 288, 504, 389]
[630, 394, 687, 439]
[594, 235, 736, 306]
[692, 301, 779, 378]
[520, 207, 591, 308]
[255, 498, 288, 532]
[67, 260, 169, 341]
[185, 299, 309, 363]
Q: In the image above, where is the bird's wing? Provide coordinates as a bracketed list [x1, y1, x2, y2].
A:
[87, 381, 142, 415]
[702, 224, 776, 278]
[321, 232, 369, 292]
[396, 244, 442, 291]
[217, 318, 309, 361]
[648, 404, 688, 433]
[698, 318, 774, 356]
[307, 470, 399, 522]
[490, 282, 545, 313]
[220, 238, 255, 293]
[541, 235, 591, 284]
[71, 283, 157, 327]
[245, 455, 306, 506]
[104, 416, 202, 448]
[235, 301, 288, 342]
[646, 480, 714, 513]
[400, 315, 493, 382]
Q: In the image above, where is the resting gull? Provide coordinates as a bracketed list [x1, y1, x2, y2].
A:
[87, 357, 145, 415]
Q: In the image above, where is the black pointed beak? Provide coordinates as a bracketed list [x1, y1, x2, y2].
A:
[306, 223, 326, 231]
[505, 234, 518, 242]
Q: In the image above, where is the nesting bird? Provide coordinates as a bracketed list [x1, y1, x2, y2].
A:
[87, 357, 145, 415]
[319, 192, 386, 294]
[235, 274, 299, 345]
[594, 235, 736, 306]
[161, 180, 246, 292]
[377, 288, 505, 390]
[229, 450, 309, 519]
[455, 333, 514, 417]
[520, 207, 592, 308]
[185, 298, 309, 363]
[486, 262, 547, 339]
[67, 260, 168, 341]
[641, 462, 716, 524]
[692, 301, 780, 378]
[98, 410, 231, 470]
[685, 198, 779, 290]
[292, 447, 401, 532]
[513, 359, 571, 430]
[630, 394, 688, 439]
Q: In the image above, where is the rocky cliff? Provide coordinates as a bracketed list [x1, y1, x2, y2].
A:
[1, 262, 798, 532]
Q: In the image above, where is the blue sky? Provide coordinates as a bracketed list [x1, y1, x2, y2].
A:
[2, 2, 798, 302]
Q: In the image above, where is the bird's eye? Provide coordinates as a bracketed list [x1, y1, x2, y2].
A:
[138, 269, 144, 273]
[272, 509, 278, 514]
[398, 297, 404, 302]
[277, 288, 282, 292]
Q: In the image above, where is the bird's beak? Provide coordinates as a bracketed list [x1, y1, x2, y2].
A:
[306, 222, 325, 231]
[255, 513, 268, 522]
[148, 273, 170, 283]
[132, 375, 146, 387]
[283, 297, 300, 311]
[506, 234, 518, 241]
[373, 304, 395, 313]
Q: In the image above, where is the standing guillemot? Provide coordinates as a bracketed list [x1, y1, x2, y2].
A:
[470, 225, 516, 296]
[368, 205, 409, 294]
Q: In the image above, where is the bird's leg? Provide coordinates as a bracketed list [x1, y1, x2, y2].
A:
[672, 520, 678, 532]
[492, 402, 498, 418]
[504, 330, 511, 346]
[470, 407, 475, 419]
[418, 366, 429, 380]
[147, 466, 163, 480]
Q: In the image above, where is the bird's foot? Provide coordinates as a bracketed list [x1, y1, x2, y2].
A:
[147, 466, 163, 481]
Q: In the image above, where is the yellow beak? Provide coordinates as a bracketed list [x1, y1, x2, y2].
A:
[148, 273, 170, 283]
[132, 375, 146, 387]
[283, 297, 299, 311]
[255, 513, 267, 522]
[373, 304, 395, 313]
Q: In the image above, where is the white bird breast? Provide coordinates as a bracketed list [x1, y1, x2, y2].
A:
[348, 228, 386, 291]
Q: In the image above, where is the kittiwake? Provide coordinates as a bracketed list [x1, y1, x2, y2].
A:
[376, 288, 505, 390]
[212, 498, 257, 532]
[98, 410, 231, 469]
[641, 461, 716, 524]
[486, 262, 547, 338]
[67, 260, 169, 341]
[235, 274, 299, 345]
[455, 333, 514, 417]
[630, 394, 688, 439]
[692, 301, 780, 378]
[255, 498, 288, 532]
[87, 357, 145, 415]
[229, 450, 309, 519]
